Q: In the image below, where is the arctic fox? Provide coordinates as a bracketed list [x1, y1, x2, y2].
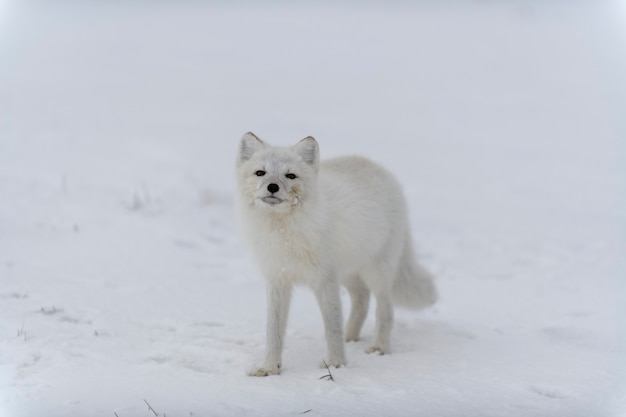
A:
[236, 132, 437, 376]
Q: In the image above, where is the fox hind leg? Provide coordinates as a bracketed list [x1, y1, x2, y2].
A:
[365, 291, 393, 355]
[360, 267, 394, 355]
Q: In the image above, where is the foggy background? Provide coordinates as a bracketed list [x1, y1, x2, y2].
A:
[1, 1, 625, 416]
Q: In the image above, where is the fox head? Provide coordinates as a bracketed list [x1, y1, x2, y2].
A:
[237, 132, 319, 213]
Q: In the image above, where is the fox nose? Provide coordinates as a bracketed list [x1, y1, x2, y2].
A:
[267, 183, 279, 194]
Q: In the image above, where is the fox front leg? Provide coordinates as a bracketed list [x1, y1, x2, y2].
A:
[313, 278, 347, 368]
[250, 282, 292, 377]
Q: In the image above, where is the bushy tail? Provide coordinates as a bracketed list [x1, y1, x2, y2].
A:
[392, 237, 438, 309]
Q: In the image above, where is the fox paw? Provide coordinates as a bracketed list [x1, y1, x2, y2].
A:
[249, 366, 281, 377]
[320, 358, 347, 369]
[365, 346, 388, 355]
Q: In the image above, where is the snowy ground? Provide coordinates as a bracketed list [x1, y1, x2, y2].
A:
[1, 1, 625, 416]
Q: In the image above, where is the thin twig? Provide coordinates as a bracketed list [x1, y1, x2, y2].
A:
[319, 360, 335, 381]
[17, 321, 26, 341]
[144, 399, 159, 416]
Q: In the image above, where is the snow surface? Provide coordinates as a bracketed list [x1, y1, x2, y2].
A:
[1, 1, 625, 416]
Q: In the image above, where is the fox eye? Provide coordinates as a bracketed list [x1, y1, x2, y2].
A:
[285, 173, 297, 180]
[255, 170, 266, 177]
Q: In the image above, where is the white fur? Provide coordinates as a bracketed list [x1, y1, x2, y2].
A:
[236, 132, 437, 376]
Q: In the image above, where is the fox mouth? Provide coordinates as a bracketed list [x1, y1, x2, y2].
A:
[261, 196, 284, 205]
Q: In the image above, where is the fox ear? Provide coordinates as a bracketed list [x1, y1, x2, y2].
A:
[239, 132, 265, 163]
[293, 136, 319, 166]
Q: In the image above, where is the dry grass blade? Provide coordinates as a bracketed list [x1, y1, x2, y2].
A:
[319, 360, 335, 381]
[143, 399, 159, 416]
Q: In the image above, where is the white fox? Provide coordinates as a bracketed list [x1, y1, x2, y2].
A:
[236, 132, 437, 376]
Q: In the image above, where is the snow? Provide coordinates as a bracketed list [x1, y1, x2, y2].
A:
[1, 1, 625, 416]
